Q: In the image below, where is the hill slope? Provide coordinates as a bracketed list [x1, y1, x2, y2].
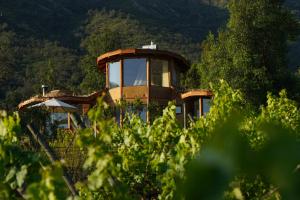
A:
[0, 0, 299, 109]
[0, 0, 228, 48]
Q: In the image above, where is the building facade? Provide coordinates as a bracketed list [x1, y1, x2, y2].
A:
[18, 47, 213, 128]
[97, 48, 213, 126]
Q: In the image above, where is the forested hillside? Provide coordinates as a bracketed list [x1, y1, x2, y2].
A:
[1, 1, 300, 199]
[0, 0, 299, 110]
[0, 0, 227, 48]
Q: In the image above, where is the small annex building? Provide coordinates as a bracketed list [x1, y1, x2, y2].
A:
[18, 90, 100, 129]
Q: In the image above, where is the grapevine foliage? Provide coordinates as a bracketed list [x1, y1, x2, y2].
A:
[1, 80, 300, 199]
[0, 112, 68, 199]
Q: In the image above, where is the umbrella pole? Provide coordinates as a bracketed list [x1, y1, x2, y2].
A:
[51, 108, 54, 124]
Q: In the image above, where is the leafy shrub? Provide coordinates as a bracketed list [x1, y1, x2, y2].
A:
[1, 80, 300, 199]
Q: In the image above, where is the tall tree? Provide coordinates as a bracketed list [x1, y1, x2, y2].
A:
[0, 38, 83, 111]
[0, 24, 21, 110]
[23, 40, 82, 93]
[196, 0, 300, 105]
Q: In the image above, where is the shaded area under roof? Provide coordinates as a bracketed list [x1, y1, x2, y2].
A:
[18, 90, 102, 110]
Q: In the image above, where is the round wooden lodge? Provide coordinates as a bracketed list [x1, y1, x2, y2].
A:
[97, 47, 213, 126]
[18, 45, 213, 128]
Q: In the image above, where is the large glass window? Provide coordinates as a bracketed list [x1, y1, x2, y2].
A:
[193, 99, 200, 118]
[109, 61, 121, 88]
[139, 106, 147, 122]
[124, 105, 147, 122]
[203, 98, 211, 117]
[172, 66, 177, 86]
[115, 108, 120, 125]
[151, 59, 169, 87]
[176, 105, 182, 114]
[124, 58, 147, 86]
[51, 113, 68, 129]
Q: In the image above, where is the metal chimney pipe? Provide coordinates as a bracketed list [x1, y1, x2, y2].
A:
[41, 85, 48, 96]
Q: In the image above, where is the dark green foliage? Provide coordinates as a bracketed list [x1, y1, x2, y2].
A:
[22, 40, 82, 93]
[0, 0, 227, 49]
[0, 111, 70, 199]
[182, 63, 202, 89]
[73, 80, 300, 199]
[0, 24, 19, 110]
[0, 24, 16, 85]
[2, 81, 300, 199]
[196, 0, 300, 106]
[0, 34, 82, 110]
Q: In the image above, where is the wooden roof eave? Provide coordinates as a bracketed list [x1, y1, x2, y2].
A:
[97, 48, 190, 71]
[181, 90, 213, 100]
[18, 91, 103, 110]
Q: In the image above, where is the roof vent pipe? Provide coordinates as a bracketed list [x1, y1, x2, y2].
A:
[142, 41, 157, 50]
[41, 85, 48, 96]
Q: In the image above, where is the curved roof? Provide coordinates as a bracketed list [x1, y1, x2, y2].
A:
[181, 89, 213, 100]
[43, 90, 73, 97]
[97, 48, 190, 71]
[18, 90, 102, 110]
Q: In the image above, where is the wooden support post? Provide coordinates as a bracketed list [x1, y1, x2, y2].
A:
[146, 57, 151, 122]
[120, 59, 124, 97]
[106, 62, 109, 89]
[167, 59, 171, 87]
[26, 124, 77, 197]
[199, 97, 203, 117]
[183, 102, 186, 128]
[120, 107, 124, 127]
[69, 113, 84, 129]
[68, 113, 71, 129]
[120, 59, 124, 126]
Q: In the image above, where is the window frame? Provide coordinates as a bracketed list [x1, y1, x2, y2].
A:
[123, 58, 147, 87]
[108, 60, 121, 89]
[150, 58, 170, 87]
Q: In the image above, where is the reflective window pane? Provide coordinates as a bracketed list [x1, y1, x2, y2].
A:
[125, 105, 147, 122]
[51, 113, 68, 129]
[193, 99, 200, 118]
[139, 107, 147, 122]
[109, 61, 121, 88]
[124, 59, 147, 86]
[151, 59, 169, 87]
[172, 66, 177, 86]
[203, 98, 211, 117]
[176, 106, 182, 114]
[115, 108, 120, 125]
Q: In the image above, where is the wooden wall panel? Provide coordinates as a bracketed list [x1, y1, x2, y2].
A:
[109, 87, 121, 103]
[150, 86, 173, 100]
[122, 86, 148, 101]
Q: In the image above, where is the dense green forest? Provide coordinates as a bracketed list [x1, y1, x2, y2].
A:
[0, 0, 299, 110]
[0, 0, 226, 109]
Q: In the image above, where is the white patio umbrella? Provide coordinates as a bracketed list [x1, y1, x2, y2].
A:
[29, 98, 77, 126]
[29, 98, 77, 113]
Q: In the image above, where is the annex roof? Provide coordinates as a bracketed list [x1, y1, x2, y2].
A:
[181, 89, 213, 100]
[18, 90, 101, 110]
